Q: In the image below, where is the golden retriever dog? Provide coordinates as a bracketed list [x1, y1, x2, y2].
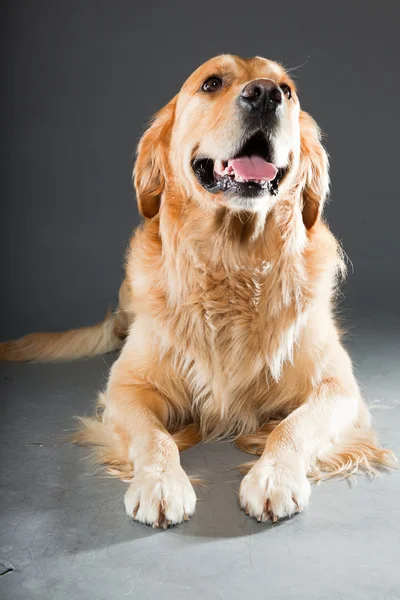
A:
[1, 55, 396, 527]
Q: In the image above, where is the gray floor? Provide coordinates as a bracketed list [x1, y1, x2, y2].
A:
[1, 315, 399, 600]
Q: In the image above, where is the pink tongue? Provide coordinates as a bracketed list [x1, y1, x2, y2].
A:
[227, 155, 278, 181]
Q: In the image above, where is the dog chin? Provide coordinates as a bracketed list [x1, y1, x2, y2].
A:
[220, 188, 277, 213]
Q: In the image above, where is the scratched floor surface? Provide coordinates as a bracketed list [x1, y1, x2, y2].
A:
[1, 315, 399, 600]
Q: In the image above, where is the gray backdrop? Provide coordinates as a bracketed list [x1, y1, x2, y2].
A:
[2, 0, 399, 340]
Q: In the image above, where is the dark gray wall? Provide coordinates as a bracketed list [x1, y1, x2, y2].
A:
[2, 0, 399, 339]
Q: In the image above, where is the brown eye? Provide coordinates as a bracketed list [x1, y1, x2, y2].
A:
[280, 83, 292, 99]
[202, 76, 223, 92]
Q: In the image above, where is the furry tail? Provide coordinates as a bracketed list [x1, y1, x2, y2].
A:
[0, 279, 132, 363]
[0, 310, 127, 363]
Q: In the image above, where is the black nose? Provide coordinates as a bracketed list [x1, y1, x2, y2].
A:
[240, 79, 282, 113]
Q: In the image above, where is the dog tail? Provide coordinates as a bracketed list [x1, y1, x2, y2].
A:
[0, 279, 132, 363]
[0, 309, 129, 363]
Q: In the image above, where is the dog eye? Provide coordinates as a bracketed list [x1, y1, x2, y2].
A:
[280, 83, 292, 99]
[202, 76, 223, 93]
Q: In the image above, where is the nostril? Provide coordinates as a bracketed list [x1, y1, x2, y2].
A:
[242, 84, 261, 100]
[270, 87, 282, 104]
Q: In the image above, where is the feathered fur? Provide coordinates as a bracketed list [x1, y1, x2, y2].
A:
[2, 55, 396, 526]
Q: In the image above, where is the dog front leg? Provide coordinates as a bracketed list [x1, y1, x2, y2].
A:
[239, 377, 360, 522]
[106, 364, 196, 528]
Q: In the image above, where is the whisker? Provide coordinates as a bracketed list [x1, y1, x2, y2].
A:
[284, 55, 311, 74]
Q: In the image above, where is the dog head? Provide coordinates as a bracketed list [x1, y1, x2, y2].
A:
[134, 55, 329, 229]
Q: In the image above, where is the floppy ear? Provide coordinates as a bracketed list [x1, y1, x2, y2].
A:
[298, 110, 330, 229]
[133, 96, 177, 219]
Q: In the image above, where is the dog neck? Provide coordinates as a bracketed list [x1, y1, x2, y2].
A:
[159, 191, 307, 274]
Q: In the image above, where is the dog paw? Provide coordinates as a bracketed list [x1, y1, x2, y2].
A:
[239, 454, 311, 522]
[124, 464, 196, 528]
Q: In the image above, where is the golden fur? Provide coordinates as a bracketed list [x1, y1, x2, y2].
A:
[1, 55, 396, 527]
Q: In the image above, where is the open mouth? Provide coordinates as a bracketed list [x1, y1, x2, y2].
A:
[191, 132, 287, 198]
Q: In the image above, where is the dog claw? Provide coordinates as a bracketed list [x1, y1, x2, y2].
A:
[292, 495, 300, 513]
[157, 501, 167, 529]
[132, 503, 140, 518]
